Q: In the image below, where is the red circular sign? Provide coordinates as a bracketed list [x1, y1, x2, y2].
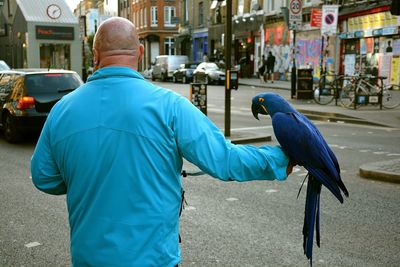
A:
[290, 0, 302, 15]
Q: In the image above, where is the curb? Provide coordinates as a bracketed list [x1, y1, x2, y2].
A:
[359, 159, 400, 184]
[231, 135, 272, 144]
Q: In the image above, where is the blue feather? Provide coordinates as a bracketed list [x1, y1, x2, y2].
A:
[252, 92, 349, 265]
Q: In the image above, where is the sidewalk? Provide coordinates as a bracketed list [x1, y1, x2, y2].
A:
[235, 77, 400, 184]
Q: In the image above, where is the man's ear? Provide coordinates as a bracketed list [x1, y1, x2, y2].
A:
[137, 44, 144, 62]
[93, 48, 100, 70]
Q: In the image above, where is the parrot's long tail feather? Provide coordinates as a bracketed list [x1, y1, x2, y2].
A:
[297, 173, 309, 199]
[303, 174, 322, 265]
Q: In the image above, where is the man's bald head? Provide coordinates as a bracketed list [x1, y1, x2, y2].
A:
[94, 17, 140, 52]
[92, 17, 144, 70]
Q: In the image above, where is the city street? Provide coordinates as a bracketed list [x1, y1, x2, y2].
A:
[0, 81, 399, 266]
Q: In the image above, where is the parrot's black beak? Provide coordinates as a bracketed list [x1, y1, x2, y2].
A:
[251, 103, 260, 120]
[252, 103, 268, 120]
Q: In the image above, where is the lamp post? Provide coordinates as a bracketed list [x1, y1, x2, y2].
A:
[281, 7, 296, 99]
[291, 24, 296, 99]
[215, 0, 232, 136]
[224, 0, 232, 137]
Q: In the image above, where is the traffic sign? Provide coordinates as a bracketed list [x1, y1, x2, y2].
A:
[321, 5, 339, 36]
[289, 0, 302, 28]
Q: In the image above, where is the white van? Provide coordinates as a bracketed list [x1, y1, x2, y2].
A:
[152, 55, 189, 81]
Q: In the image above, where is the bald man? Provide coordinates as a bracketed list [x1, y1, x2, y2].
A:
[31, 17, 291, 266]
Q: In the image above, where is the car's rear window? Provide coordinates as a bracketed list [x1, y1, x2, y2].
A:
[25, 73, 82, 94]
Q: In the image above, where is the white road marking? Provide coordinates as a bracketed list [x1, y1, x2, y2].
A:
[292, 167, 301, 173]
[388, 153, 400, 156]
[226, 197, 238, 202]
[359, 150, 370, 153]
[25, 242, 41, 248]
[265, 189, 278, 193]
[185, 206, 196, 211]
[373, 151, 388, 155]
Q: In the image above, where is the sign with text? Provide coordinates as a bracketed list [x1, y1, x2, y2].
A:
[321, 5, 339, 36]
[36, 25, 74, 40]
[289, 0, 302, 29]
[310, 8, 322, 28]
[190, 83, 207, 115]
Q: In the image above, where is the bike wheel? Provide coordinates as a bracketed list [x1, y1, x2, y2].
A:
[340, 83, 357, 109]
[382, 87, 400, 109]
[313, 85, 335, 105]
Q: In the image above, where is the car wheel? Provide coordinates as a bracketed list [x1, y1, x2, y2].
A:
[162, 72, 167, 82]
[3, 113, 21, 143]
[151, 74, 155, 81]
[182, 75, 187, 84]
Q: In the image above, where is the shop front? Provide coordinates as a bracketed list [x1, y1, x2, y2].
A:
[8, 0, 81, 76]
[263, 21, 291, 80]
[339, 6, 400, 85]
[192, 31, 208, 63]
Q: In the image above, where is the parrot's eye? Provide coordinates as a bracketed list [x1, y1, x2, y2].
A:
[258, 97, 264, 103]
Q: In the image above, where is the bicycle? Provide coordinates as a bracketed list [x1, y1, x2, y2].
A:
[313, 72, 343, 105]
[339, 74, 400, 109]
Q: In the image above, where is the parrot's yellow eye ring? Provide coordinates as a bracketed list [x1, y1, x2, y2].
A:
[258, 97, 264, 103]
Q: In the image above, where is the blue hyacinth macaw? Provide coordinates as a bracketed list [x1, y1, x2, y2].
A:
[251, 92, 349, 265]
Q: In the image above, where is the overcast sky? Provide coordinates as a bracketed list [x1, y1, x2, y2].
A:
[66, 0, 80, 11]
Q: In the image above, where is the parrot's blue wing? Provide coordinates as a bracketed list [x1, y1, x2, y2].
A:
[271, 111, 347, 263]
[271, 112, 344, 200]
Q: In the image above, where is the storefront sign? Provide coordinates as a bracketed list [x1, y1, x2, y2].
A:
[355, 31, 364, 38]
[382, 27, 398, 35]
[36, 25, 74, 40]
[364, 29, 373, 37]
[321, 5, 339, 36]
[310, 9, 322, 28]
[372, 28, 382, 36]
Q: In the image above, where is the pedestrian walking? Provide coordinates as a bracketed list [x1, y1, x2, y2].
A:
[31, 17, 294, 267]
[258, 55, 266, 83]
[266, 51, 276, 83]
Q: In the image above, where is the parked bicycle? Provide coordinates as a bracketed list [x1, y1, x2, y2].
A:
[313, 72, 343, 105]
[339, 74, 400, 109]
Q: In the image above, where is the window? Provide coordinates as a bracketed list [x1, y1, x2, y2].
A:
[164, 6, 176, 27]
[184, 0, 189, 22]
[144, 7, 147, 27]
[238, 0, 244, 16]
[198, 2, 204, 26]
[151, 6, 157, 26]
[164, 37, 175, 55]
[140, 8, 143, 28]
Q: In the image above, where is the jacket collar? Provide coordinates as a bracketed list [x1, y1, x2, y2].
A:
[87, 66, 145, 82]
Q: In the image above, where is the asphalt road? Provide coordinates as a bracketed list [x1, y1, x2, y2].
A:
[0, 82, 399, 266]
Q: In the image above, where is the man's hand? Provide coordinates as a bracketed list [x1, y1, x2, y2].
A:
[286, 159, 297, 176]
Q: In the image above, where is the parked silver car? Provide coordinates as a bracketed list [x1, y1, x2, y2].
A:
[0, 60, 10, 71]
[193, 62, 225, 85]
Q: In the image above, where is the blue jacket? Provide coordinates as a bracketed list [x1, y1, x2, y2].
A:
[31, 67, 289, 266]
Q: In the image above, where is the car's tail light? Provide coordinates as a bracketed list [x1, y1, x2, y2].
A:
[16, 96, 35, 110]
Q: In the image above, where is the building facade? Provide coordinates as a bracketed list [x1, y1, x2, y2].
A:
[0, 0, 82, 76]
[130, 0, 180, 71]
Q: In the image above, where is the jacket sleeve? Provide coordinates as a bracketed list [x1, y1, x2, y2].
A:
[31, 116, 66, 195]
[173, 96, 289, 182]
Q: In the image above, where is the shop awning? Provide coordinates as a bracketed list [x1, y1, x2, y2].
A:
[16, 0, 78, 24]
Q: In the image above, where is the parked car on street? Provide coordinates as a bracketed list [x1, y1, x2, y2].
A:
[193, 62, 225, 85]
[172, 62, 199, 84]
[0, 69, 83, 143]
[142, 66, 153, 79]
[0, 60, 10, 71]
[152, 55, 189, 81]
